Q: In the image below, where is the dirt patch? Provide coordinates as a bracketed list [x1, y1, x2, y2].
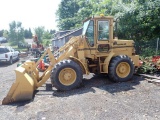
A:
[0, 62, 160, 120]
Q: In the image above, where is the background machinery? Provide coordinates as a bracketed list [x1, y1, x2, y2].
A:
[2, 15, 139, 105]
[31, 35, 44, 58]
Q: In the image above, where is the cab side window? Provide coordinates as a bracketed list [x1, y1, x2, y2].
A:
[98, 21, 109, 40]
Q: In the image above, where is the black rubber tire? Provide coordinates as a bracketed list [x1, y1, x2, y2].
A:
[50, 59, 83, 91]
[108, 55, 134, 82]
[8, 57, 13, 65]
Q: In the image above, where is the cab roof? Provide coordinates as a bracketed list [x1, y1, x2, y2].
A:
[83, 15, 114, 23]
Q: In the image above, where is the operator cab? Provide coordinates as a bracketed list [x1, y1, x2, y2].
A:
[82, 15, 114, 53]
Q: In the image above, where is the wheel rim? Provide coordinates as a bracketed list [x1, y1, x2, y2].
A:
[59, 68, 76, 86]
[116, 62, 130, 78]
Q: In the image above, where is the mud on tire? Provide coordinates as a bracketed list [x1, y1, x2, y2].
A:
[108, 55, 134, 82]
[50, 59, 83, 91]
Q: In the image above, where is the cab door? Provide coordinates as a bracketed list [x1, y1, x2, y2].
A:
[85, 20, 94, 48]
[96, 20, 111, 54]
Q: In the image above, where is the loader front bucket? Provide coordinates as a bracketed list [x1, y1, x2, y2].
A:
[2, 66, 35, 105]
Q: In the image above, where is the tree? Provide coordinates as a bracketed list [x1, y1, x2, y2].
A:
[115, 0, 160, 41]
[56, 0, 113, 30]
[28, 28, 32, 38]
[3, 30, 9, 39]
[0, 30, 4, 37]
[56, 0, 80, 30]
[56, 0, 160, 42]
[50, 29, 56, 34]
[24, 29, 29, 38]
[43, 30, 51, 39]
[34, 26, 45, 43]
[8, 21, 24, 45]
[24, 28, 32, 39]
[43, 40, 51, 47]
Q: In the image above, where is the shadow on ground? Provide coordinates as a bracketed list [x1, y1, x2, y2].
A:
[51, 75, 143, 97]
[0, 60, 19, 68]
[0, 63, 10, 67]
[6, 75, 143, 107]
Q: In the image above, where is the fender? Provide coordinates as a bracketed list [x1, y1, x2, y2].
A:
[69, 56, 89, 75]
[103, 52, 115, 73]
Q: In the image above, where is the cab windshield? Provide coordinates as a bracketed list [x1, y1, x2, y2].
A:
[82, 20, 94, 47]
[82, 20, 90, 35]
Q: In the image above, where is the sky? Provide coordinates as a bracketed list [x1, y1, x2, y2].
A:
[0, 0, 61, 31]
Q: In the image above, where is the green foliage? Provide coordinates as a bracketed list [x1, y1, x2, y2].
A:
[11, 45, 27, 52]
[24, 28, 32, 39]
[56, 0, 80, 30]
[0, 29, 8, 39]
[136, 39, 160, 57]
[43, 30, 52, 39]
[116, 0, 160, 41]
[34, 26, 45, 43]
[8, 21, 24, 46]
[3, 30, 9, 39]
[0, 30, 4, 37]
[56, 0, 160, 57]
[50, 29, 56, 38]
[42, 39, 51, 47]
[50, 29, 56, 34]
[34, 27, 54, 46]
[56, 0, 160, 40]
[56, 0, 118, 30]
[137, 56, 157, 74]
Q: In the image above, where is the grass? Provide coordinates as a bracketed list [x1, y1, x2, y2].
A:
[42, 39, 51, 47]
[11, 45, 28, 52]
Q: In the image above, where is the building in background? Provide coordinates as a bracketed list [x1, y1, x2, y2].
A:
[52, 28, 82, 49]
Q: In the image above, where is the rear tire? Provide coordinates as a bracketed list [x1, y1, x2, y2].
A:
[50, 59, 83, 91]
[108, 55, 134, 82]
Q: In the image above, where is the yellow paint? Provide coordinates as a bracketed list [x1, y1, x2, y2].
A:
[103, 52, 115, 73]
[3, 15, 140, 104]
[59, 68, 76, 86]
[116, 62, 130, 78]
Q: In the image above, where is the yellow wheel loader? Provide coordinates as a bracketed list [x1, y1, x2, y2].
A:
[2, 15, 139, 105]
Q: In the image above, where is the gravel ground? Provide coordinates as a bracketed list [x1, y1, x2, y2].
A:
[0, 58, 160, 120]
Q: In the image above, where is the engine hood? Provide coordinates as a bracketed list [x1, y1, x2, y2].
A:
[112, 39, 134, 47]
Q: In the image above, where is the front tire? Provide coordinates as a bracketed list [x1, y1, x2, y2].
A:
[108, 55, 134, 82]
[51, 59, 83, 91]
